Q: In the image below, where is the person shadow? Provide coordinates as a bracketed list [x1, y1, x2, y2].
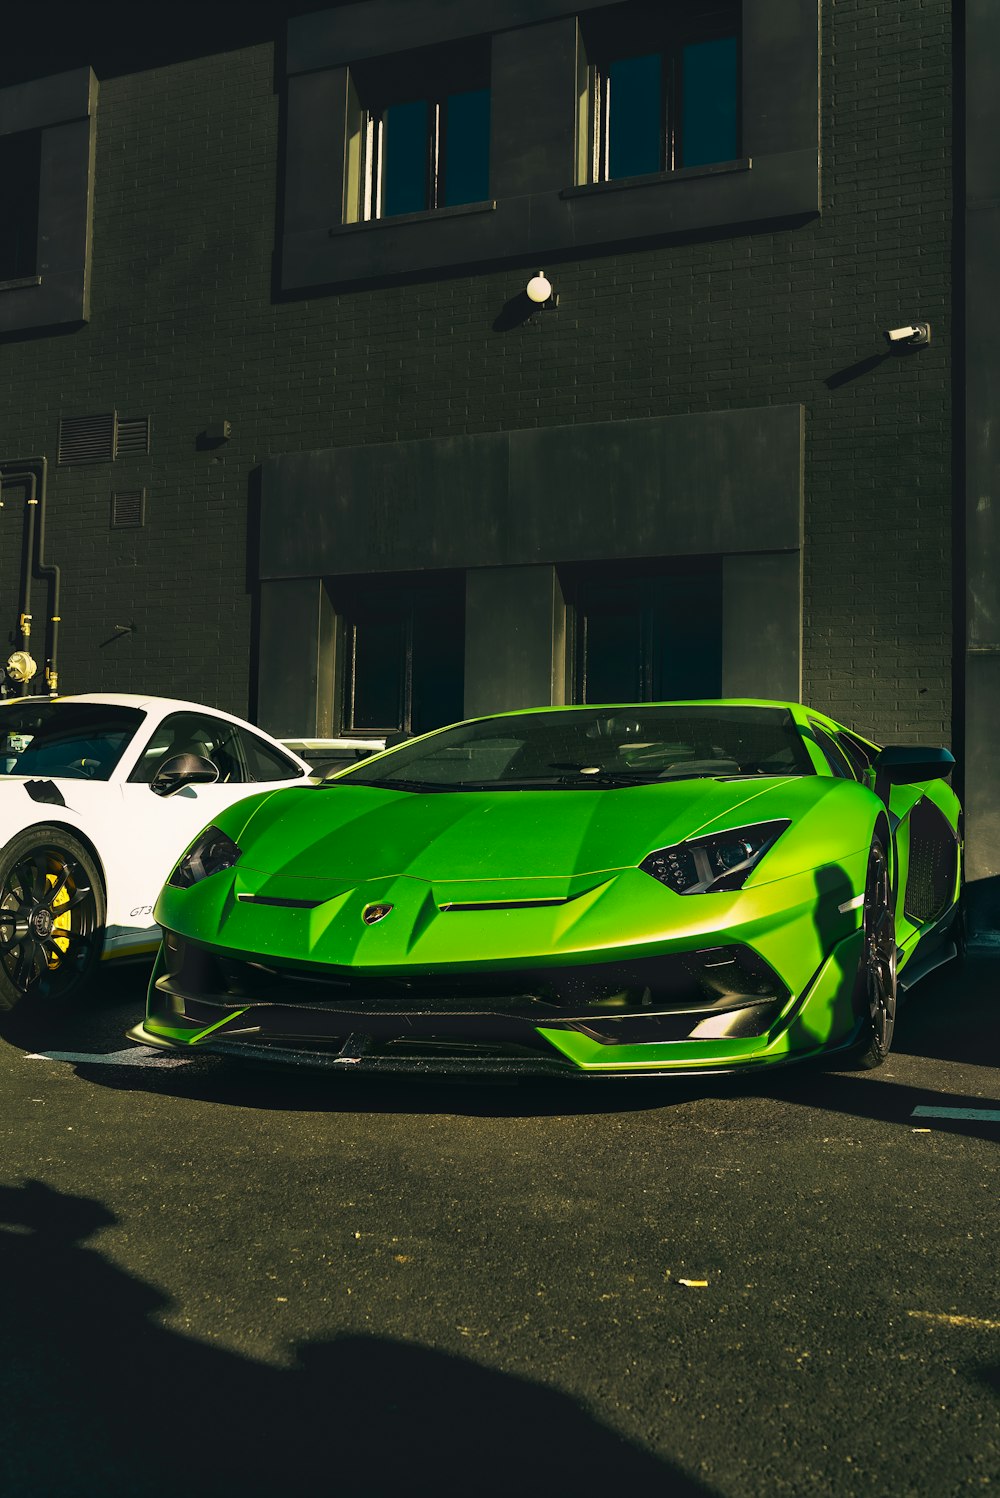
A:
[0, 1179, 715, 1498]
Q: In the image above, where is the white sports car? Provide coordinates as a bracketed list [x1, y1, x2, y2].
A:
[0, 693, 312, 1010]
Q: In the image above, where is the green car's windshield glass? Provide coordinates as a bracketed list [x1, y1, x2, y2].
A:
[0, 702, 145, 781]
[333, 706, 814, 791]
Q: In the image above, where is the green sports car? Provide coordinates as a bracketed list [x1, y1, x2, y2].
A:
[128, 700, 962, 1079]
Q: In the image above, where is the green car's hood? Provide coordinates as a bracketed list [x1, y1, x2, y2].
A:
[164, 771, 879, 972]
[234, 775, 789, 888]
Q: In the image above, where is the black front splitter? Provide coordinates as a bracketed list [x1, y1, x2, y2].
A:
[132, 1024, 810, 1081]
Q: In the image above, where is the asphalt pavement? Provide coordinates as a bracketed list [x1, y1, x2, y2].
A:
[0, 949, 996, 1497]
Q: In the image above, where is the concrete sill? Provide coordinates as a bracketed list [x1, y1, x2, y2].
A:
[561, 159, 752, 199]
[330, 200, 497, 236]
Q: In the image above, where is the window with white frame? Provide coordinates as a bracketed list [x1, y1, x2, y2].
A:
[578, 0, 739, 184]
[346, 38, 491, 221]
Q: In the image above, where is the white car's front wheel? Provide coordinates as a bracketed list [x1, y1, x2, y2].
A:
[0, 827, 105, 1011]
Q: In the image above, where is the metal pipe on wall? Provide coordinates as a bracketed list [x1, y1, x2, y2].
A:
[0, 457, 61, 696]
[33, 459, 61, 696]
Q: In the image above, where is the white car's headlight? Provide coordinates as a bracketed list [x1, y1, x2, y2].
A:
[168, 826, 242, 889]
[640, 820, 791, 895]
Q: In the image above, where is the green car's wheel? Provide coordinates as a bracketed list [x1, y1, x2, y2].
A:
[951, 888, 968, 968]
[848, 837, 897, 1069]
[0, 827, 105, 1012]
[951, 817, 967, 967]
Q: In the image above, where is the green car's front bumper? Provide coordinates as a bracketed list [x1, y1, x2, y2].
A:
[130, 855, 872, 1078]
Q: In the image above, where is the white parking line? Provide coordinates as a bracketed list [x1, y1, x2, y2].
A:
[25, 1047, 191, 1069]
[910, 1105, 1000, 1122]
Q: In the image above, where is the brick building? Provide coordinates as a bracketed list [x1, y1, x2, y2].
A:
[0, 1, 997, 918]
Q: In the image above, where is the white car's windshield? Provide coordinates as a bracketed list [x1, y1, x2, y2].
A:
[332, 705, 814, 792]
[0, 702, 145, 781]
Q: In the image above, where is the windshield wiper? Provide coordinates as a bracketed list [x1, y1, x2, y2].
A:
[411, 773, 664, 790]
[327, 768, 793, 793]
[547, 764, 661, 784]
[325, 776, 460, 793]
[556, 770, 664, 786]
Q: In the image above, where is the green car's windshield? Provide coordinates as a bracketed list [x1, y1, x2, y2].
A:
[331, 705, 814, 792]
[0, 702, 145, 781]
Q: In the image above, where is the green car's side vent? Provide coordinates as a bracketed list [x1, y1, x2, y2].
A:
[903, 800, 959, 924]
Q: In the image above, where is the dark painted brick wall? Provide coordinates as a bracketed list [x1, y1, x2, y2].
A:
[0, 0, 953, 745]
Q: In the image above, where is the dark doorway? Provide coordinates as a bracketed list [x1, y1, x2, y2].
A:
[333, 572, 465, 736]
[564, 558, 723, 703]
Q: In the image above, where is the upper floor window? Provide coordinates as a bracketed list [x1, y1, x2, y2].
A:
[347, 39, 490, 221]
[578, 1, 739, 183]
[0, 130, 41, 281]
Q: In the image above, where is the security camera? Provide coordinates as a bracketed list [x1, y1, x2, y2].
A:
[883, 322, 930, 348]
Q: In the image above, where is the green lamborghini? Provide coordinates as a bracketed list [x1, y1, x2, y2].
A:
[129, 701, 962, 1078]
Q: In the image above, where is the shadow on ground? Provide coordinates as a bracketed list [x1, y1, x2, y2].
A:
[0, 1178, 710, 1498]
[1, 952, 998, 1135]
[891, 948, 1000, 1068]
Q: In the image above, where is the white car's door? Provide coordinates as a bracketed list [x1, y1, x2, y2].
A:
[109, 710, 306, 948]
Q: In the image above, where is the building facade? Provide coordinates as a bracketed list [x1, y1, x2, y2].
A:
[0, 2, 997, 917]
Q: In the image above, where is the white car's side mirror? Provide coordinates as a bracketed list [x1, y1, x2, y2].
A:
[150, 753, 219, 798]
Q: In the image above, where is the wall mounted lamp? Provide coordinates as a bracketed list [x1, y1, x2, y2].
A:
[525, 271, 558, 309]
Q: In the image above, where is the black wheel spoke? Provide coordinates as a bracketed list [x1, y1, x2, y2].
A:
[12, 939, 39, 992]
[50, 928, 88, 949]
[40, 934, 86, 966]
[46, 860, 76, 904]
[25, 852, 51, 903]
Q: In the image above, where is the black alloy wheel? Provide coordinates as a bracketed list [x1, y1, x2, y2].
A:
[0, 826, 105, 1011]
[952, 815, 967, 967]
[848, 837, 897, 1069]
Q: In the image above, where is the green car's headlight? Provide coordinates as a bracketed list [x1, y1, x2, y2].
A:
[640, 820, 791, 896]
[168, 826, 242, 889]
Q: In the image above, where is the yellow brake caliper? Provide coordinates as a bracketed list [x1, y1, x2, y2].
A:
[47, 869, 72, 969]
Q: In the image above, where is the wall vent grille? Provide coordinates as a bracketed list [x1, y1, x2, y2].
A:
[58, 411, 151, 464]
[111, 489, 146, 529]
[58, 412, 116, 465]
[115, 415, 151, 455]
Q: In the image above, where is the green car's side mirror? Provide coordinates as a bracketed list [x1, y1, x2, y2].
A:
[872, 745, 955, 803]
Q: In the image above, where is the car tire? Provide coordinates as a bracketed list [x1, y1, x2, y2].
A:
[0, 826, 105, 1012]
[951, 819, 967, 968]
[846, 835, 897, 1069]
